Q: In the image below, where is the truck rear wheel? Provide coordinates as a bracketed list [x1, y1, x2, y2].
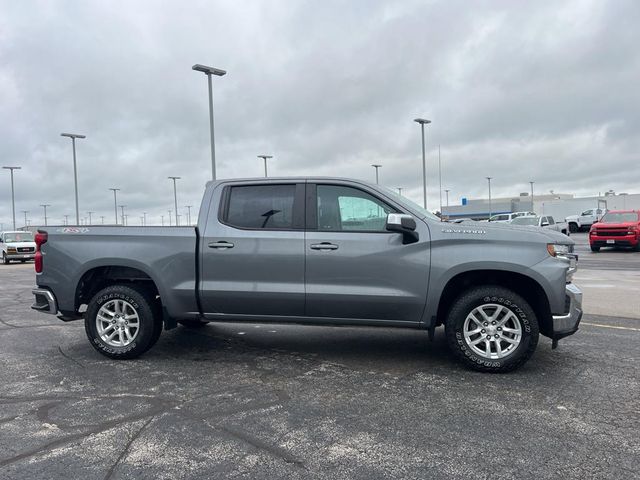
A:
[85, 284, 162, 359]
[445, 286, 539, 373]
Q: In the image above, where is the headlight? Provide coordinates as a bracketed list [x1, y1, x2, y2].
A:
[7, 247, 17, 253]
[547, 244, 571, 257]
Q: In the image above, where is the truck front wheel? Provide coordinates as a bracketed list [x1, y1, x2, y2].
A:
[85, 284, 162, 359]
[445, 286, 539, 373]
[568, 223, 578, 233]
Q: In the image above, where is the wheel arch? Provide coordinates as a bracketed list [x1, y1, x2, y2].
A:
[435, 269, 553, 338]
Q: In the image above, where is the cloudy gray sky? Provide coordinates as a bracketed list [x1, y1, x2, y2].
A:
[1, 0, 639, 227]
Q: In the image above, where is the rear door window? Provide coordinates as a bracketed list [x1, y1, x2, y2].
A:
[224, 185, 296, 230]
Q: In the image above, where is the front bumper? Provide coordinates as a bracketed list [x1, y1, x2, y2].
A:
[551, 283, 582, 344]
[590, 234, 638, 247]
[5, 252, 35, 260]
[31, 288, 58, 315]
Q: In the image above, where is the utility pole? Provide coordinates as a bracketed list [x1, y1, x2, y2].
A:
[371, 164, 382, 184]
[2, 166, 21, 230]
[109, 188, 120, 225]
[60, 133, 86, 224]
[258, 155, 272, 177]
[40, 204, 51, 226]
[192, 64, 227, 180]
[414, 118, 431, 209]
[168, 177, 181, 226]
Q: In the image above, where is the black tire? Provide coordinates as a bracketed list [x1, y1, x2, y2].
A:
[2, 252, 9, 265]
[178, 319, 209, 328]
[85, 284, 162, 359]
[568, 223, 578, 233]
[20, 259, 26, 263]
[445, 286, 539, 373]
[590, 245, 600, 252]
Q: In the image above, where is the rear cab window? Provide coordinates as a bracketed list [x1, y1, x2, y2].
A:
[222, 184, 304, 230]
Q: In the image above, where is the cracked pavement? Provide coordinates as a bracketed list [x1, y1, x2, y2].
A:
[0, 253, 639, 479]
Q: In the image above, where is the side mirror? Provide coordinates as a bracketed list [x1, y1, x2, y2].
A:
[386, 214, 419, 244]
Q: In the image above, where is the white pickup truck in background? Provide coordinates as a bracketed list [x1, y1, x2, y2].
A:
[565, 208, 606, 233]
[510, 215, 570, 236]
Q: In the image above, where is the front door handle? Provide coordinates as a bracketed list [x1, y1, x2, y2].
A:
[208, 241, 234, 249]
[310, 242, 339, 251]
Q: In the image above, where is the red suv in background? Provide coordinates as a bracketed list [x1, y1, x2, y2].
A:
[589, 210, 640, 252]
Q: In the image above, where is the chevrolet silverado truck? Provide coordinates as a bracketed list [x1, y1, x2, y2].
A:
[589, 210, 640, 252]
[31, 177, 582, 372]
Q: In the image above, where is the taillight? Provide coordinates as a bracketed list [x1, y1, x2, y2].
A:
[35, 231, 47, 273]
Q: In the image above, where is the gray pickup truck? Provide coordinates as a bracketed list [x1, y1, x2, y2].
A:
[31, 177, 582, 372]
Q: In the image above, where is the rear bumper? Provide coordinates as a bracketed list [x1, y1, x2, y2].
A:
[551, 283, 582, 342]
[31, 288, 58, 315]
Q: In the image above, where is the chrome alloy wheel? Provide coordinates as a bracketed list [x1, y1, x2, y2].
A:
[463, 304, 522, 360]
[96, 299, 140, 347]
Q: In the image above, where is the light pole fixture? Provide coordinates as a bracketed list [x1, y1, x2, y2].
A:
[168, 176, 181, 226]
[486, 177, 493, 219]
[185, 205, 193, 225]
[40, 204, 51, 226]
[119, 205, 126, 226]
[87, 211, 94, 225]
[529, 181, 535, 212]
[60, 132, 86, 225]
[192, 63, 227, 181]
[445, 189, 450, 207]
[258, 155, 272, 177]
[21, 210, 28, 228]
[414, 118, 431, 209]
[109, 188, 120, 225]
[371, 164, 382, 184]
[2, 166, 21, 230]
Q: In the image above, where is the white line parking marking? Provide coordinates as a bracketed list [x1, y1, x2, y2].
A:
[582, 322, 640, 332]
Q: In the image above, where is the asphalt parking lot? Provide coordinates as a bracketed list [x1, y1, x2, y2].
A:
[0, 232, 638, 480]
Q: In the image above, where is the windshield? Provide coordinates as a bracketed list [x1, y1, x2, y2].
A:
[600, 212, 639, 223]
[511, 217, 539, 226]
[3, 232, 34, 243]
[380, 187, 441, 221]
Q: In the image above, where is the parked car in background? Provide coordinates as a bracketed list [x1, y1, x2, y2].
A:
[589, 210, 640, 252]
[511, 216, 569, 236]
[450, 218, 474, 223]
[1, 231, 36, 264]
[488, 211, 536, 223]
[566, 208, 606, 233]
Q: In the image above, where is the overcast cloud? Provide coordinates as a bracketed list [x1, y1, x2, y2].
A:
[1, 0, 639, 227]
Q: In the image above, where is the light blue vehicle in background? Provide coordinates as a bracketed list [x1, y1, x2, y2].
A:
[31, 177, 582, 372]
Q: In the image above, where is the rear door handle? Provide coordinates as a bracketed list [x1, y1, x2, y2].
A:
[310, 242, 339, 251]
[208, 241, 234, 249]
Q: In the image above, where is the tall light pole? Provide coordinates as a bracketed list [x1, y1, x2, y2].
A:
[40, 204, 51, 226]
[64, 214, 69, 226]
[168, 209, 172, 226]
[87, 211, 94, 225]
[21, 210, 28, 228]
[185, 205, 192, 225]
[371, 164, 382, 184]
[60, 133, 86, 225]
[414, 118, 431, 209]
[161, 215, 165, 227]
[168, 176, 180, 226]
[438, 145, 443, 217]
[100, 215, 105, 225]
[258, 155, 272, 177]
[445, 189, 450, 207]
[143, 212, 147, 226]
[529, 181, 535, 212]
[192, 64, 227, 181]
[109, 188, 120, 225]
[486, 177, 493, 219]
[2, 166, 21, 230]
[119, 205, 126, 226]
[397, 187, 403, 196]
